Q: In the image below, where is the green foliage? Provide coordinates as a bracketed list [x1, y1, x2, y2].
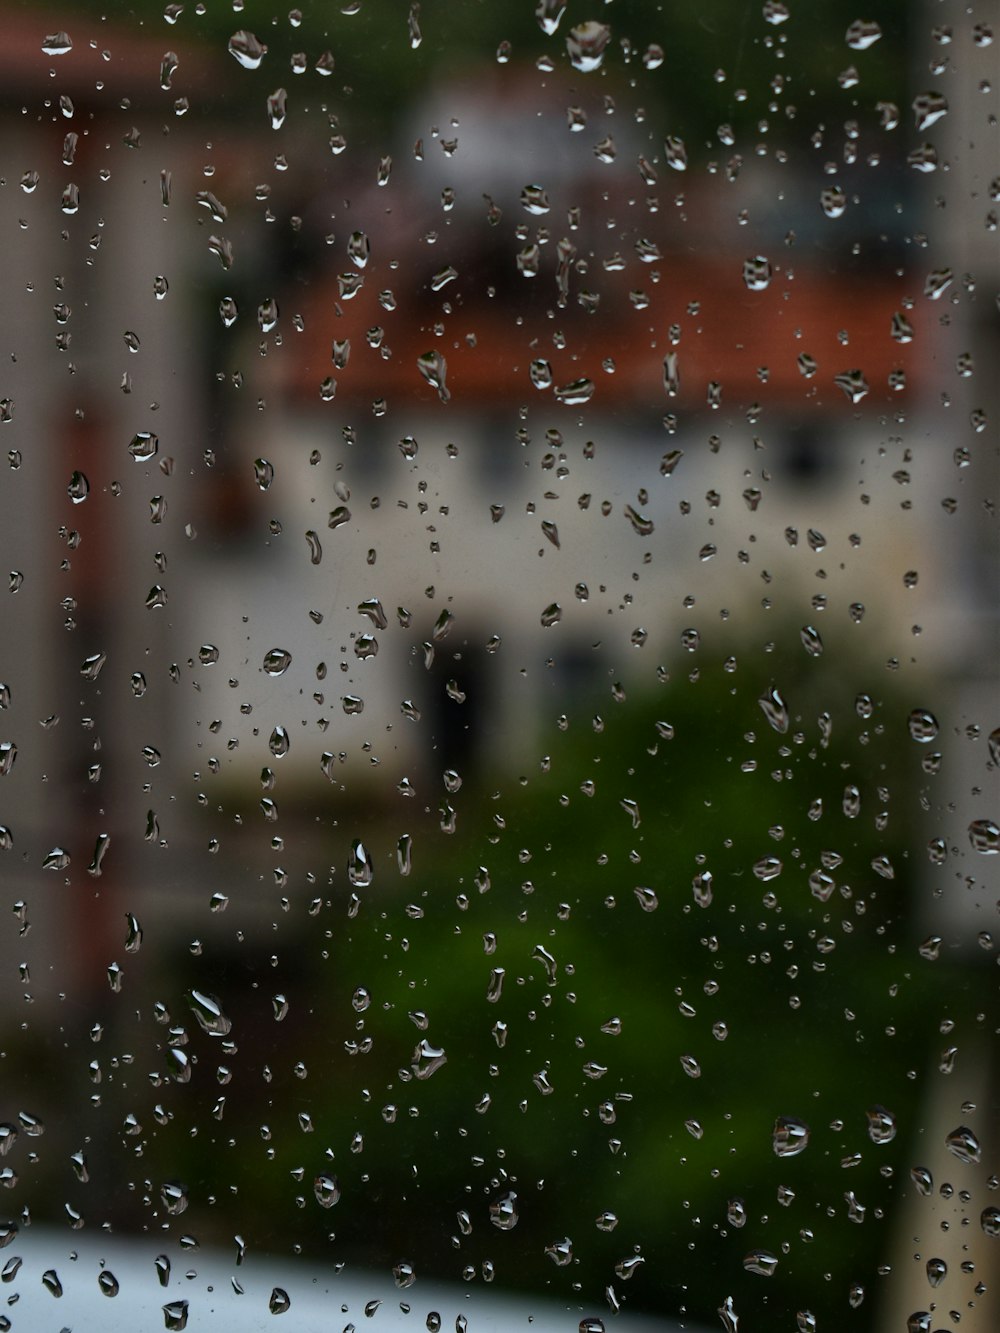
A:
[125, 630, 972, 1329]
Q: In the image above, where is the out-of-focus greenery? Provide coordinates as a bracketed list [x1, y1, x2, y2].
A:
[104, 626, 983, 1329]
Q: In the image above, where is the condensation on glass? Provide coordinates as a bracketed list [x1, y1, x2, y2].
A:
[0, 3, 996, 1331]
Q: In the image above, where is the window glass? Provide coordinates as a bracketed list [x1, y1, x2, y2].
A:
[0, 2, 996, 1330]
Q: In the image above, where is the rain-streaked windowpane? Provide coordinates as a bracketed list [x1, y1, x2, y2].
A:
[0, 2, 996, 1330]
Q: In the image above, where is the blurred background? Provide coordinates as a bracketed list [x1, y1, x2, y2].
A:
[0, 0, 997, 1329]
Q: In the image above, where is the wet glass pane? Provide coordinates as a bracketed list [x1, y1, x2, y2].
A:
[1, 2, 997, 1330]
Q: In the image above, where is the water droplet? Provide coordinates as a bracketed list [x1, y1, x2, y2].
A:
[416, 350, 450, 403]
[267, 87, 287, 131]
[663, 135, 688, 170]
[160, 1180, 189, 1216]
[913, 91, 948, 131]
[758, 686, 789, 734]
[536, 0, 567, 35]
[228, 30, 267, 69]
[163, 1299, 189, 1330]
[432, 609, 454, 643]
[517, 242, 541, 277]
[834, 369, 869, 403]
[314, 1173, 340, 1207]
[70, 1147, 88, 1182]
[566, 21, 611, 72]
[891, 311, 914, 343]
[981, 1206, 1000, 1237]
[727, 1197, 747, 1228]
[186, 989, 232, 1037]
[530, 359, 553, 390]
[78, 651, 110, 685]
[924, 267, 953, 300]
[552, 376, 594, 406]
[145, 585, 168, 609]
[799, 625, 824, 657]
[412, 1039, 447, 1080]
[262, 648, 292, 676]
[866, 1105, 896, 1144]
[268, 1287, 290, 1314]
[718, 1296, 739, 1333]
[907, 708, 939, 741]
[743, 256, 772, 291]
[43, 847, 71, 870]
[595, 134, 618, 163]
[42, 31, 73, 55]
[430, 266, 458, 293]
[541, 603, 562, 627]
[692, 870, 713, 908]
[945, 1124, 981, 1163]
[486, 968, 506, 1003]
[95, 1268, 120, 1297]
[871, 854, 895, 880]
[624, 504, 654, 535]
[68, 470, 89, 503]
[925, 1256, 947, 1288]
[753, 856, 783, 881]
[124, 912, 142, 952]
[773, 1116, 810, 1157]
[968, 819, 999, 854]
[347, 230, 371, 269]
[129, 431, 159, 462]
[545, 1237, 573, 1266]
[42, 1269, 63, 1297]
[821, 185, 846, 218]
[257, 298, 279, 334]
[634, 886, 658, 912]
[520, 184, 550, 215]
[846, 19, 882, 49]
[348, 839, 373, 887]
[269, 726, 290, 758]
[744, 1249, 778, 1276]
[167, 1047, 190, 1082]
[353, 599, 385, 633]
[489, 1190, 519, 1229]
[910, 1165, 933, 1195]
[393, 1261, 416, 1288]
